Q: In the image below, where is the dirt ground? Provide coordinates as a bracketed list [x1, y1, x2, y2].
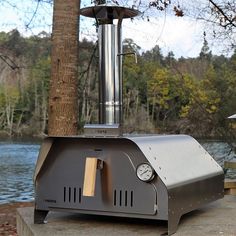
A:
[0, 202, 33, 236]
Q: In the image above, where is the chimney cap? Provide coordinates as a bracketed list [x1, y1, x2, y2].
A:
[80, 3, 140, 19]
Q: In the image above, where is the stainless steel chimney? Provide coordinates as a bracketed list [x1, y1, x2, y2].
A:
[82, 3, 140, 136]
[98, 24, 122, 124]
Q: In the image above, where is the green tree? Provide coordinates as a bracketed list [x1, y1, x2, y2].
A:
[25, 56, 50, 135]
[78, 39, 98, 128]
[147, 68, 182, 129]
[0, 85, 20, 136]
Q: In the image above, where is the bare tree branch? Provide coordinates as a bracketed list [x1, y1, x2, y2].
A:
[208, 0, 236, 28]
[25, 0, 40, 29]
[0, 54, 19, 70]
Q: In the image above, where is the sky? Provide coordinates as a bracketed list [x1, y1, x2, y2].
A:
[0, 0, 224, 58]
[79, 13, 206, 58]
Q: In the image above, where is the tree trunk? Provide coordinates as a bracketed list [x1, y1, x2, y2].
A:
[41, 80, 47, 135]
[48, 0, 80, 136]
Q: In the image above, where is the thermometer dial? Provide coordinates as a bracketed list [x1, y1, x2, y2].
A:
[136, 163, 155, 182]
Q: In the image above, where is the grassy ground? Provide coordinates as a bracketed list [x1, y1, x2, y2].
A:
[0, 202, 33, 236]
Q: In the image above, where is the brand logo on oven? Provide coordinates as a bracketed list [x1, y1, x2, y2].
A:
[96, 129, 107, 134]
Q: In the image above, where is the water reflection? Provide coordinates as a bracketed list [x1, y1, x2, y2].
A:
[0, 142, 40, 204]
[201, 140, 236, 166]
[201, 140, 236, 179]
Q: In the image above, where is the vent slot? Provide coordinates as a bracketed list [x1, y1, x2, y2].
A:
[113, 189, 134, 207]
[73, 188, 76, 203]
[79, 187, 82, 203]
[69, 187, 71, 202]
[131, 190, 133, 207]
[64, 187, 66, 202]
[119, 190, 122, 206]
[63, 187, 82, 204]
[114, 190, 117, 206]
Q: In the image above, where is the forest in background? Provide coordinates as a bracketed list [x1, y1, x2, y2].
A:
[0, 29, 235, 139]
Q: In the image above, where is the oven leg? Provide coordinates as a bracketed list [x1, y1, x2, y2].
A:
[34, 209, 49, 224]
[167, 214, 181, 236]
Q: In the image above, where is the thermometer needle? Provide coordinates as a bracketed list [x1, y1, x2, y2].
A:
[141, 169, 149, 176]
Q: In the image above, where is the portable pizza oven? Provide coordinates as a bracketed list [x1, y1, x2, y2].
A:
[34, 2, 224, 235]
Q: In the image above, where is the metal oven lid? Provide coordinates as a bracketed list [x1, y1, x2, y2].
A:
[128, 135, 224, 189]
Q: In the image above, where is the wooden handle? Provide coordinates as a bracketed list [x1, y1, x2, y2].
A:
[83, 157, 97, 197]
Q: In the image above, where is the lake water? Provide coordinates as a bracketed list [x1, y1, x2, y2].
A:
[0, 139, 235, 204]
[0, 141, 40, 204]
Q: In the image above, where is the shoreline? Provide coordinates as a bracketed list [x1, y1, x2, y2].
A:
[0, 202, 33, 236]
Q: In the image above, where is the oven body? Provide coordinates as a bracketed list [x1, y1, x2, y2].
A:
[34, 135, 224, 235]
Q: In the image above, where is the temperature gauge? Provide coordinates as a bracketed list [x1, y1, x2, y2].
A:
[136, 163, 155, 182]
